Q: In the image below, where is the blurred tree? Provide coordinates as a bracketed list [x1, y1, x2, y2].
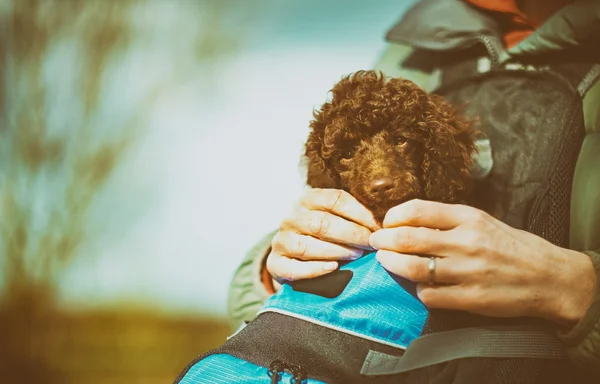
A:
[0, 1, 137, 382]
[0, 0, 251, 382]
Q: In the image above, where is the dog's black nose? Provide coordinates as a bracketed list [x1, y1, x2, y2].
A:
[369, 177, 394, 196]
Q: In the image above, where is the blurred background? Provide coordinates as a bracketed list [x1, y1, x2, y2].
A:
[0, 0, 415, 382]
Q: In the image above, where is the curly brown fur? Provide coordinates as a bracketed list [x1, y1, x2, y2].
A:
[305, 70, 476, 222]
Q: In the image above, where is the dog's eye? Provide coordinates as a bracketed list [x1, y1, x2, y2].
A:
[341, 149, 355, 159]
[396, 136, 408, 147]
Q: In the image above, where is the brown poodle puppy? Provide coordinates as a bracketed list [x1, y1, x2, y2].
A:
[305, 70, 476, 222]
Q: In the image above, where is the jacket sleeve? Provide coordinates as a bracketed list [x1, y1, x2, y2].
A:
[558, 250, 600, 374]
[373, 43, 439, 92]
[226, 230, 277, 330]
[557, 79, 600, 372]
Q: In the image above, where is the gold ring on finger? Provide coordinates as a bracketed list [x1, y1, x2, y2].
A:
[427, 257, 436, 285]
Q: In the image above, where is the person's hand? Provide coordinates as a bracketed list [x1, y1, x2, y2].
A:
[266, 188, 379, 287]
[369, 199, 596, 325]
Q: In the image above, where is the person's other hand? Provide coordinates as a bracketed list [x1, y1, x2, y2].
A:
[266, 188, 379, 286]
[369, 199, 596, 325]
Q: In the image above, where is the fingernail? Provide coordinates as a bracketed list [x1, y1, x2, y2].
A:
[349, 249, 363, 260]
[369, 233, 378, 249]
[325, 262, 338, 271]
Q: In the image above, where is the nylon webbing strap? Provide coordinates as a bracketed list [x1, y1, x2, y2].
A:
[360, 326, 566, 376]
[577, 63, 600, 97]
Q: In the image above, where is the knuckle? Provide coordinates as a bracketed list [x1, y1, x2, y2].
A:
[355, 226, 371, 244]
[303, 188, 320, 200]
[405, 259, 423, 281]
[458, 230, 482, 255]
[291, 237, 309, 259]
[309, 211, 331, 238]
[300, 189, 320, 208]
[280, 213, 296, 230]
[406, 198, 424, 215]
[468, 208, 489, 226]
[394, 227, 413, 250]
[275, 232, 310, 259]
[478, 262, 494, 281]
[271, 231, 284, 247]
[389, 199, 422, 222]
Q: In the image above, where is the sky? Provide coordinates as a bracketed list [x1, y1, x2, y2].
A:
[51, 0, 417, 316]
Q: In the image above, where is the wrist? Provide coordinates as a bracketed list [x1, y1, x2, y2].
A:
[546, 249, 596, 326]
[261, 248, 278, 295]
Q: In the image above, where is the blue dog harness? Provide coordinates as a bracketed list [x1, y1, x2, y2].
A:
[259, 252, 429, 350]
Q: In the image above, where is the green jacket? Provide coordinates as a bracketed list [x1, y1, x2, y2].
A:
[227, 0, 600, 371]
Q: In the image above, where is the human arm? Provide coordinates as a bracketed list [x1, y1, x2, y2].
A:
[370, 199, 600, 371]
[557, 249, 600, 370]
[227, 230, 277, 330]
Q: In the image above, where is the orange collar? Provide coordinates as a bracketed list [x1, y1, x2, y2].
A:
[465, 0, 539, 48]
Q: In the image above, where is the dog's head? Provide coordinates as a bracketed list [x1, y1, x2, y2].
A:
[304, 71, 476, 222]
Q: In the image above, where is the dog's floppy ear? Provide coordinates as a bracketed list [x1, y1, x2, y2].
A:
[421, 95, 476, 203]
[304, 128, 339, 188]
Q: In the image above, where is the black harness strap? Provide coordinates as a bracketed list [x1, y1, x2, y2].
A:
[361, 326, 566, 376]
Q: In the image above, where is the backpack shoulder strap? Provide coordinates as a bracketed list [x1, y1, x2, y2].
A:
[360, 326, 566, 376]
[544, 61, 600, 97]
[435, 54, 600, 99]
[576, 63, 600, 97]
